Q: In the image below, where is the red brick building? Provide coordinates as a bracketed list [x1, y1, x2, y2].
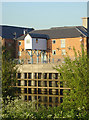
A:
[1, 18, 89, 63]
[16, 17, 89, 64]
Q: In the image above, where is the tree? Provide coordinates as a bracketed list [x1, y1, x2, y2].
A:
[56, 47, 89, 119]
[2, 46, 18, 102]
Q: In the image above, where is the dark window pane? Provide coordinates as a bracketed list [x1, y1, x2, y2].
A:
[18, 80, 21, 86]
[44, 73, 47, 79]
[49, 97, 52, 102]
[28, 73, 31, 79]
[28, 96, 31, 100]
[38, 88, 41, 94]
[55, 73, 58, 79]
[60, 97, 63, 103]
[25, 96, 27, 100]
[24, 88, 27, 93]
[28, 81, 31, 86]
[60, 89, 63, 95]
[44, 81, 47, 87]
[18, 88, 21, 93]
[49, 89, 52, 95]
[28, 88, 31, 94]
[24, 80, 27, 86]
[49, 73, 52, 79]
[17, 73, 21, 79]
[38, 73, 41, 79]
[49, 81, 52, 87]
[34, 73, 37, 79]
[38, 81, 41, 87]
[24, 73, 27, 79]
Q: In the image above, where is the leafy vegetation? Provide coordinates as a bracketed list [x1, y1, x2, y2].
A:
[1, 46, 89, 120]
[1, 96, 63, 120]
[2, 46, 18, 102]
[55, 46, 89, 119]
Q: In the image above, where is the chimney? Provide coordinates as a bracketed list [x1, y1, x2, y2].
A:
[82, 17, 89, 31]
[23, 29, 28, 35]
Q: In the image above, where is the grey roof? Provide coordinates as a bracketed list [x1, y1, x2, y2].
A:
[0, 25, 34, 39]
[17, 33, 49, 40]
[30, 26, 88, 39]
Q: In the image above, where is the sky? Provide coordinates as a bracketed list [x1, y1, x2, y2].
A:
[1, 2, 88, 30]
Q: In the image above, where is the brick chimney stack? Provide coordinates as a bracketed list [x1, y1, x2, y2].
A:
[82, 17, 89, 31]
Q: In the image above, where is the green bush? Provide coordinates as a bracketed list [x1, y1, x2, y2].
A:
[1, 96, 63, 120]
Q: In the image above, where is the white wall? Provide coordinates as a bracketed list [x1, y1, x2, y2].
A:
[24, 34, 32, 49]
[24, 34, 47, 50]
[32, 38, 47, 50]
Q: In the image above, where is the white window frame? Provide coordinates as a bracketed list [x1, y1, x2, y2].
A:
[61, 39, 65, 48]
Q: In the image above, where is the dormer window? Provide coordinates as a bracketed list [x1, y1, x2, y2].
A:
[36, 38, 38, 43]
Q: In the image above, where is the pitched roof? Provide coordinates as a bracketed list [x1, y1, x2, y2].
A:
[17, 33, 49, 40]
[0, 25, 34, 39]
[30, 26, 88, 39]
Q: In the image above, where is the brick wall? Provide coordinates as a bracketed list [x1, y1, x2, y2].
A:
[16, 37, 87, 63]
[47, 37, 87, 60]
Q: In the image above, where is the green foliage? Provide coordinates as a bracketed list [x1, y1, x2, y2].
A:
[2, 46, 18, 102]
[55, 46, 89, 119]
[1, 97, 63, 120]
[1, 46, 89, 119]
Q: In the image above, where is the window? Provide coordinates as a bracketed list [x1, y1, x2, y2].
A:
[28, 73, 32, 79]
[18, 51, 21, 56]
[52, 40, 56, 44]
[49, 97, 52, 102]
[49, 73, 52, 79]
[61, 39, 65, 48]
[18, 80, 21, 86]
[18, 88, 21, 93]
[62, 49, 66, 55]
[36, 38, 38, 43]
[24, 73, 27, 79]
[29, 96, 31, 100]
[17, 73, 21, 79]
[49, 81, 52, 87]
[60, 89, 63, 95]
[25, 96, 27, 100]
[43, 73, 47, 79]
[60, 97, 63, 103]
[18, 41, 21, 46]
[24, 80, 27, 86]
[24, 88, 27, 93]
[52, 50, 56, 55]
[38, 73, 41, 79]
